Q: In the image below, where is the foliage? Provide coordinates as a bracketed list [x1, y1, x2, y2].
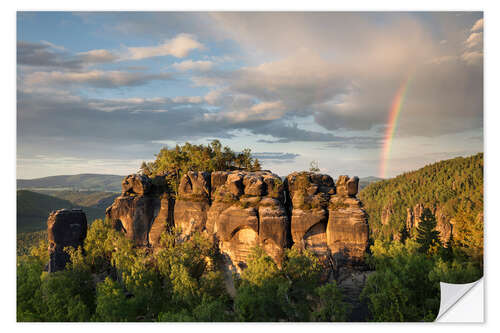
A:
[360, 239, 482, 322]
[311, 282, 351, 322]
[17, 256, 44, 321]
[17, 254, 95, 322]
[359, 153, 483, 264]
[17, 230, 47, 257]
[234, 247, 350, 322]
[415, 208, 442, 254]
[140, 140, 261, 194]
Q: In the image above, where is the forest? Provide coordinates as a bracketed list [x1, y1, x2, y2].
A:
[16, 144, 484, 322]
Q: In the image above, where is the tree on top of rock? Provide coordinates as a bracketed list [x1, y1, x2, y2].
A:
[140, 140, 261, 194]
[416, 208, 442, 254]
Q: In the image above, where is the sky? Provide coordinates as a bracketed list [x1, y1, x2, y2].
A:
[16, 12, 483, 179]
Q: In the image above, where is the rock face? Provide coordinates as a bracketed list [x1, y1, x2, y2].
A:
[327, 176, 369, 265]
[103, 170, 369, 272]
[285, 172, 334, 260]
[47, 209, 87, 272]
[208, 171, 288, 272]
[285, 173, 369, 267]
[106, 173, 174, 246]
[405, 203, 453, 244]
[174, 171, 211, 238]
[406, 203, 425, 231]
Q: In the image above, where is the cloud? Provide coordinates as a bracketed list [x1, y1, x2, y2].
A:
[426, 55, 458, 65]
[471, 18, 483, 32]
[252, 152, 300, 161]
[123, 33, 204, 60]
[190, 14, 483, 138]
[24, 70, 173, 88]
[461, 51, 483, 66]
[204, 101, 286, 124]
[17, 41, 82, 69]
[78, 49, 118, 63]
[171, 60, 213, 72]
[464, 32, 483, 49]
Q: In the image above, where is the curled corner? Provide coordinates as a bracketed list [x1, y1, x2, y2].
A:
[435, 277, 484, 322]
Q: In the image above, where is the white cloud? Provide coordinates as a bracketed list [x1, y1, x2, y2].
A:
[25, 70, 172, 88]
[464, 32, 483, 49]
[471, 18, 483, 32]
[171, 60, 213, 71]
[204, 101, 285, 123]
[78, 49, 118, 63]
[40, 40, 66, 51]
[171, 96, 204, 103]
[461, 51, 483, 66]
[427, 55, 458, 65]
[123, 33, 204, 60]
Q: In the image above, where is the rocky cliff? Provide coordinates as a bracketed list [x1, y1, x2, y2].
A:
[405, 203, 453, 243]
[53, 170, 369, 274]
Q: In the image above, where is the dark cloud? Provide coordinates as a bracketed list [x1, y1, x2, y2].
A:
[17, 41, 83, 69]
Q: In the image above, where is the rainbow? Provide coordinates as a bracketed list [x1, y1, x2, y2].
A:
[379, 74, 413, 178]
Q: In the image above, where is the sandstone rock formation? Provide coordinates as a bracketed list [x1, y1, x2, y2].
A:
[285, 173, 369, 267]
[174, 171, 211, 237]
[106, 173, 173, 246]
[285, 172, 334, 259]
[406, 203, 425, 231]
[208, 171, 288, 272]
[327, 176, 369, 265]
[47, 209, 87, 272]
[103, 170, 369, 272]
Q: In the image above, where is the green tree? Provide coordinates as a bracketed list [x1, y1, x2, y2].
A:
[309, 160, 320, 172]
[17, 256, 44, 321]
[415, 208, 441, 254]
[360, 240, 439, 321]
[312, 282, 351, 322]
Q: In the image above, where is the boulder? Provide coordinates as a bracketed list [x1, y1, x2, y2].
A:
[122, 174, 152, 196]
[336, 175, 359, 197]
[178, 171, 211, 199]
[47, 209, 87, 272]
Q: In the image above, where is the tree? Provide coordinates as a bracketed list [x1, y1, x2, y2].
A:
[360, 240, 440, 321]
[398, 225, 410, 244]
[312, 282, 351, 322]
[415, 208, 441, 254]
[144, 141, 261, 193]
[309, 161, 320, 172]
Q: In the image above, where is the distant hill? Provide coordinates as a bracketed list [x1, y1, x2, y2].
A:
[359, 176, 383, 190]
[32, 190, 119, 209]
[17, 173, 124, 192]
[17, 190, 106, 233]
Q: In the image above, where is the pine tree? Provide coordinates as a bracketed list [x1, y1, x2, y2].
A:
[398, 225, 410, 244]
[415, 208, 441, 253]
